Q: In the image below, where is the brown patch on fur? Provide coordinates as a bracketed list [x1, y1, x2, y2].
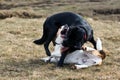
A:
[99, 50, 106, 59]
[82, 46, 87, 51]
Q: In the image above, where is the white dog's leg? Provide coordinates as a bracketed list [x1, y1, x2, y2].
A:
[74, 64, 88, 69]
[40, 56, 51, 62]
[96, 38, 102, 51]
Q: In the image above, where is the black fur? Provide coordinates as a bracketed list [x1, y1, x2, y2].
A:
[33, 12, 96, 56]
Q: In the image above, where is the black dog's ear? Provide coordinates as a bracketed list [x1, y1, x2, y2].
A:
[69, 27, 79, 33]
[67, 27, 78, 36]
[72, 27, 79, 31]
[55, 22, 61, 27]
[67, 27, 79, 39]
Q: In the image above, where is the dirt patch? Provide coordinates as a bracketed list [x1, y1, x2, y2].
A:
[92, 8, 120, 21]
[0, 10, 42, 19]
[8, 31, 21, 35]
[93, 8, 120, 15]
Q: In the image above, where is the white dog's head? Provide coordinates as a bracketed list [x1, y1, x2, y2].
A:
[51, 24, 69, 57]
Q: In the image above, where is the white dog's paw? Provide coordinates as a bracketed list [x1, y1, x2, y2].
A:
[96, 38, 102, 51]
[74, 64, 88, 69]
[40, 57, 50, 62]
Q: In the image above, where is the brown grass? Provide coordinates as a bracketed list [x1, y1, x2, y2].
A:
[0, 0, 120, 80]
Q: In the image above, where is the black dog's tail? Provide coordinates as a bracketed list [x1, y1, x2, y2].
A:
[33, 27, 47, 45]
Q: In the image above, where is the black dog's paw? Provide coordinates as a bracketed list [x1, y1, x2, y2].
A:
[57, 63, 64, 67]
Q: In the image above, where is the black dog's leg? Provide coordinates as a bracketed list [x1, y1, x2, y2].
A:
[44, 29, 58, 56]
[57, 47, 79, 67]
[44, 42, 51, 56]
[52, 37, 56, 46]
[57, 52, 68, 67]
[89, 36, 96, 49]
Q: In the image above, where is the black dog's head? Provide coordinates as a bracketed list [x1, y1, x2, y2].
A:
[62, 26, 85, 49]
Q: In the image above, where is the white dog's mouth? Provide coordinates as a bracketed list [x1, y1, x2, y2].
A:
[61, 34, 66, 38]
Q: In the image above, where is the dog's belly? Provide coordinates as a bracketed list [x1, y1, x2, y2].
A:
[64, 50, 87, 64]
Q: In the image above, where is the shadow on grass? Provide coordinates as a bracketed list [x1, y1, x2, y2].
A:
[0, 58, 50, 77]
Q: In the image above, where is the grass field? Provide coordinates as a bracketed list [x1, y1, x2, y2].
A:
[0, 0, 120, 80]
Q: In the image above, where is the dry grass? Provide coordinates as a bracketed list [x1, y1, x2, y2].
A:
[0, 0, 120, 80]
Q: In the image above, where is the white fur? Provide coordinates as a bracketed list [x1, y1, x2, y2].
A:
[96, 38, 102, 51]
[51, 26, 64, 57]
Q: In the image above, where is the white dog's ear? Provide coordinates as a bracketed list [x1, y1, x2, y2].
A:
[64, 24, 68, 27]
[96, 38, 102, 51]
[61, 24, 69, 30]
[64, 24, 69, 30]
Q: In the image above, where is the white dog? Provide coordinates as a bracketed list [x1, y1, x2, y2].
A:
[41, 25, 106, 69]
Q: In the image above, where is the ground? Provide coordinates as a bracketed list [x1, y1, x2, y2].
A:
[0, 0, 120, 80]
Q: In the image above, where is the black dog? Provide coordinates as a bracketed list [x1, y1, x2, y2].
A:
[33, 12, 96, 56]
